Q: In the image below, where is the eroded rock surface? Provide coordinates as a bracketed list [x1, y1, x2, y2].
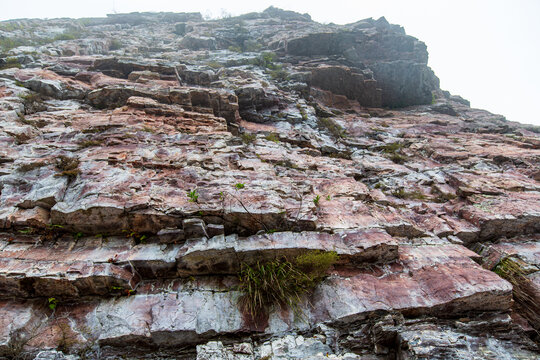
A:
[0, 7, 539, 360]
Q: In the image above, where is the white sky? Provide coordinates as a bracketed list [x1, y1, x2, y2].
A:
[2, 0, 539, 126]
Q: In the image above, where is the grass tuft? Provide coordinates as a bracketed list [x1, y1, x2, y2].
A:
[264, 133, 280, 143]
[78, 140, 103, 149]
[237, 251, 338, 324]
[241, 133, 257, 144]
[390, 188, 426, 200]
[318, 117, 347, 139]
[18, 161, 48, 173]
[380, 142, 408, 164]
[54, 155, 80, 180]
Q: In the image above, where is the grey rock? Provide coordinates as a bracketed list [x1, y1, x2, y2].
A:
[183, 218, 209, 239]
[33, 350, 79, 360]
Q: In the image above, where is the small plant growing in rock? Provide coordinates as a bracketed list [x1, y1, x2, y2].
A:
[109, 38, 123, 50]
[78, 140, 103, 149]
[54, 155, 80, 180]
[255, 52, 278, 69]
[18, 227, 35, 235]
[237, 251, 338, 324]
[390, 188, 426, 200]
[48, 297, 58, 310]
[265, 133, 280, 143]
[0, 57, 22, 70]
[187, 189, 199, 203]
[241, 133, 257, 144]
[269, 68, 289, 82]
[40, 224, 66, 241]
[317, 117, 347, 139]
[17, 161, 48, 173]
[109, 286, 136, 297]
[235, 183, 245, 190]
[274, 159, 298, 169]
[122, 229, 147, 244]
[296, 104, 309, 121]
[53, 29, 84, 41]
[313, 195, 320, 207]
[205, 60, 222, 69]
[326, 195, 331, 201]
[388, 152, 407, 164]
[174, 22, 187, 36]
[380, 142, 408, 164]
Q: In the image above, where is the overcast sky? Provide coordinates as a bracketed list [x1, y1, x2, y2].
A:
[2, 0, 539, 126]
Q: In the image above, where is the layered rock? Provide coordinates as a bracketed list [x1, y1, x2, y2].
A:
[0, 7, 539, 360]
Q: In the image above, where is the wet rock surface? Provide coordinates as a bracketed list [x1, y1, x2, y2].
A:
[0, 7, 539, 360]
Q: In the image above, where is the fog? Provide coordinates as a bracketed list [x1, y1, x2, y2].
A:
[2, 0, 539, 126]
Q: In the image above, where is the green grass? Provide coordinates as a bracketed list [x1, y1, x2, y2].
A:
[297, 104, 308, 121]
[241, 133, 256, 144]
[269, 68, 288, 82]
[274, 159, 298, 169]
[253, 52, 278, 69]
[109, 38, 123, 50]
[0, 22, 23, 32]
[237, 251, 338, 323]
[431, 186, 458, 203]
[78, 140, 103, 149]
[265, 133, 280, 143]
[0, 35, 57, 52]
[317, 117, 347, 139]
[0, 38, 28, 51]
[388, 152, 407, 164]
[379, 142, 408, 164]
[380, 142, 404, 153]
[53, 29, 84, 41]
[228, 45, 242, 52]
[0, 57, 22, 70]
[390, 188, 426, 200]
[205, 60, 222, 69]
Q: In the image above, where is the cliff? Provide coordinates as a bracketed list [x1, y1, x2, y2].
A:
[0, 7, 539, 360]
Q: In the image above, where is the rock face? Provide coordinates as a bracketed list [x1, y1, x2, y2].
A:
[0, 7, 539, 360]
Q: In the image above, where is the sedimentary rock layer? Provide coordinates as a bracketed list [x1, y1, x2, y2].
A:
[0, 6, 539, 359]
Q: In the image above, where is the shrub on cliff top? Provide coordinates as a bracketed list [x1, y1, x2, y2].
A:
[237, 250, 338, 324]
